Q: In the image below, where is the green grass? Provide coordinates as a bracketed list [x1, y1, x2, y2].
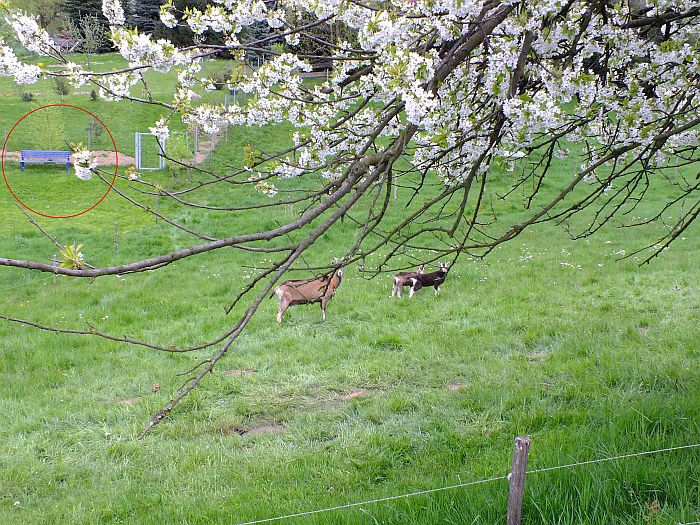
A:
[0, 67, 698, 523]
[1, 53, 235, 158]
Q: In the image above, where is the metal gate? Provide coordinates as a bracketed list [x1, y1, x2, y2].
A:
[135, 132, 166, 170]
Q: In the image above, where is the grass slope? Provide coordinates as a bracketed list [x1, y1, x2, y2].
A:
[0, 78, 698, 524]
[1, 53, 233, 158]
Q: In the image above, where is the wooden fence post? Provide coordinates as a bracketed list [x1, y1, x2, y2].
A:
[507, 436, 531, 525]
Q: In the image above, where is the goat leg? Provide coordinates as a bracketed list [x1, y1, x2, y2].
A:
[409, 278, 417, 297]
[276, 299, 288, 323]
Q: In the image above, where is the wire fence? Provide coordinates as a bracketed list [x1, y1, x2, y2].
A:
[1, 215, 697, 523]
[233, 442, 700, 525]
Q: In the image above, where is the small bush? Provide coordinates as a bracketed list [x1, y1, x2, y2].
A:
[90, 89, 98, 101]
[167, 135, 194, 175]
[211, 66, 242, 90]
[20, 92, 34, 102]
[86, 119, 104, 147]
[211, 68, 232, 90]
[53, 77, 71, 97]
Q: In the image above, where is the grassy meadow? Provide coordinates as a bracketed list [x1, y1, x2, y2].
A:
[0, 55, 699, 525]
[0, 52, 235, 159]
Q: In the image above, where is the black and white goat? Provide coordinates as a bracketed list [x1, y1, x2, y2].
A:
[391, 264, 424, 298]
[408, 263, 449, 297]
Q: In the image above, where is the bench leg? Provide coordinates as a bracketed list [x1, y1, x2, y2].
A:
[20, 162, 24, 172]
[66, 162, 70, 172]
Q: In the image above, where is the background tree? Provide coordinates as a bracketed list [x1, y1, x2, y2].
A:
[60, 0, 101, 25]
[285, 13, 357, 70]
[19, 0, 63, 33]
[0, 0, 697, 436]
[126, 0, 161, 33]
[61, 0, 111, 52]
[243, 21, 274, 65]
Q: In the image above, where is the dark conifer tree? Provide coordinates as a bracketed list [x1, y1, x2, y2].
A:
[127, 0, 161, 33]
[61, 0, 103, 24]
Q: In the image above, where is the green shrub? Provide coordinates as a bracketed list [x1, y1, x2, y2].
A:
[86, 119, 104, 148]
[53, 77, 71, 97]
[167, 134, 194, 175]
[211, 68, 231, 90]
[24, 103, 66, 150]
[211, 66, 242, 90]
[20, 92, 34, 102]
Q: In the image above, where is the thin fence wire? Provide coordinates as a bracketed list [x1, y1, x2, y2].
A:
[0, 275, 47, 294]
[232, 442, 700, 525]
[234, 474, 510, 525]
[527, 443, 700, 475]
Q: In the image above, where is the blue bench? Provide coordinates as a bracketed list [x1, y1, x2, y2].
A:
[20, 150, 71, 172]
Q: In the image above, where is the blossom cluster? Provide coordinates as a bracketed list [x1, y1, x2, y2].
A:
[5, 0, 698, 190]
[0, 41, 40, 84]
[111, 28, 187, 72]
[6, 11, 56, 55]
[72, 149, 98, 181]
[102, 0, 125, 26]
[149, 118, 170, 142]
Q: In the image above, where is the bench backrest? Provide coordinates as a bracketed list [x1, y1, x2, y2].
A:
[21, 150, 71, 160]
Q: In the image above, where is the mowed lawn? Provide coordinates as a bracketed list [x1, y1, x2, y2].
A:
[0, 52, 234, 160]
[0, 80, 698, 523]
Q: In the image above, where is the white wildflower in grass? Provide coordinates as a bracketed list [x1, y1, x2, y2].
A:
[126, 165, 139, 181]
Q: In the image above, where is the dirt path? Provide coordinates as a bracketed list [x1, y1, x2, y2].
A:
[1, 140, 220, 167]
[1, 149, 136, 166]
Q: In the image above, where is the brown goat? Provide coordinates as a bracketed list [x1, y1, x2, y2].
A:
[391, 264, 424, 298]
[272, 268, 344, 322]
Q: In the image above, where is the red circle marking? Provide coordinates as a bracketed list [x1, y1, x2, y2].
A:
[2, 104, 118, 219]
